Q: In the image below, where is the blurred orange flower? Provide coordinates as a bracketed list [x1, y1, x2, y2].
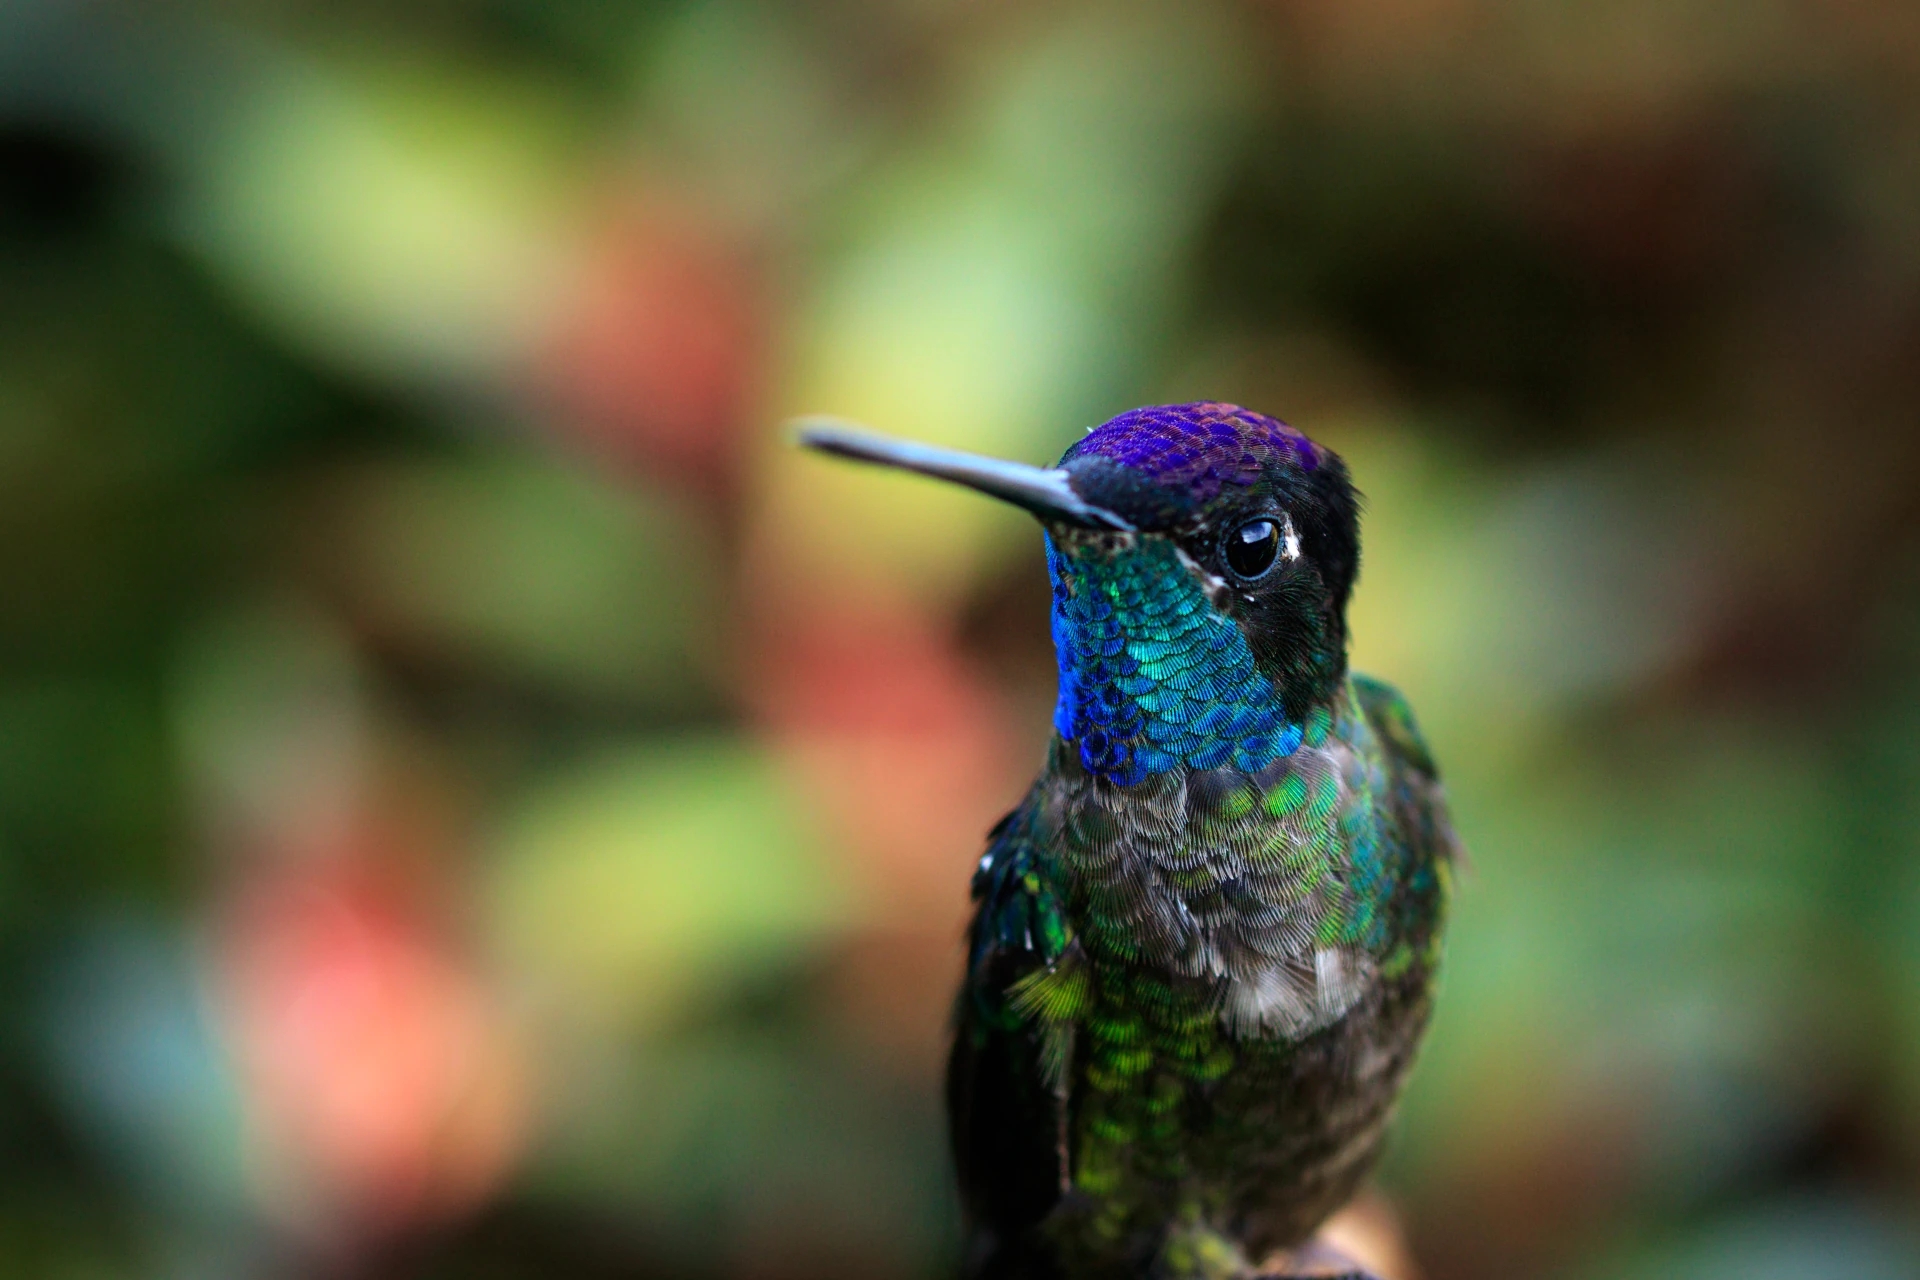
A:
[212, 833, 528, 1240]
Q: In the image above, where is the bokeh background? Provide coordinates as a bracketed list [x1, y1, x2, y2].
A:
[4, 2, 1920, 1277]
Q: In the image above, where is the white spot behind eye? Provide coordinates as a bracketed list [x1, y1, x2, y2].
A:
[1281, 514, 1302, 563]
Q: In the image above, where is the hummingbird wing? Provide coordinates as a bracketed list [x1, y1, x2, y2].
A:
[1351, 674, 1464, 872]
[947, 797, 1075, 1278]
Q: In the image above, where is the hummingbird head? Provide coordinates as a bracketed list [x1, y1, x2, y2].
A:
[798, 402, 1359, 786]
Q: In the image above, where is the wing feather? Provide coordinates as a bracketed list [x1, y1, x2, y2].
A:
[947, 801, 1073, 1279]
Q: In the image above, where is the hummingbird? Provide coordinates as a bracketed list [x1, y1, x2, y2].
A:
[799, 403, 1458, 1280]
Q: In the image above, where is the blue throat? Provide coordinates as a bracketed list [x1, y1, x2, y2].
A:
[1047, 534, 1303, 786]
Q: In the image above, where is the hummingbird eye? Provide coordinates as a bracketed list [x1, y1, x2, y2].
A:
[1225, 518, 1282, 580]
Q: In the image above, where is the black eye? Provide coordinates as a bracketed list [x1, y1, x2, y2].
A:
[1225, 518, 1281, 579]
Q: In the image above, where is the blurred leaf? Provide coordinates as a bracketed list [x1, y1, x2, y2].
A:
[170, 597, 367, 843]
[180, 40, 581, 385]
[1575, 1196, 1920, 1280]
[767, 0, 1252, 600]
[1339, 424, 1714, 778]
[638, 0, 864, 219]
[484, 736, 852, 1033]
[525, 1034, 954, 1276]
[0, 679, 177, 914]
[321, 452, 720, 706]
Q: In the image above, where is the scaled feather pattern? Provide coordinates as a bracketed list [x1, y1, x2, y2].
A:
[1048, 533, 1304, 786]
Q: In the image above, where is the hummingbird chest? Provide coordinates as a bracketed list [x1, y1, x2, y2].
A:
[1037, 696, 1398, 1039]
[992, 699, 1444, 1265]
[1048, 943, 1435, 1269]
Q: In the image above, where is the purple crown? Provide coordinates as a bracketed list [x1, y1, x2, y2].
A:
[1060, 402, 1321, 503]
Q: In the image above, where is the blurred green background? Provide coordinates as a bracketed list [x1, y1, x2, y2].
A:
[4, 2, 1920, 1277]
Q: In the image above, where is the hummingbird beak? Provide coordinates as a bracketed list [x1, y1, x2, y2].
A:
[793, 418, 1134, 532]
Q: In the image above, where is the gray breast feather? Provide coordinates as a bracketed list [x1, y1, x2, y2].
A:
[1044, 735, 1380, 1039]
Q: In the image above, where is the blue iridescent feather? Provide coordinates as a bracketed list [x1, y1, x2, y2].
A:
[1048, 534, 1304, 785]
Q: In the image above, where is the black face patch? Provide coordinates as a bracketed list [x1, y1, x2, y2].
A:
[1143, 452, 1360, 717]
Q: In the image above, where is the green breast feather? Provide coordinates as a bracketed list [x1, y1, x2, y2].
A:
[951, 674, 1456, 1265]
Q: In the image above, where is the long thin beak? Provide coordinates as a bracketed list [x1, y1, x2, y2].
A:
[792, 418, 1133, 531]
